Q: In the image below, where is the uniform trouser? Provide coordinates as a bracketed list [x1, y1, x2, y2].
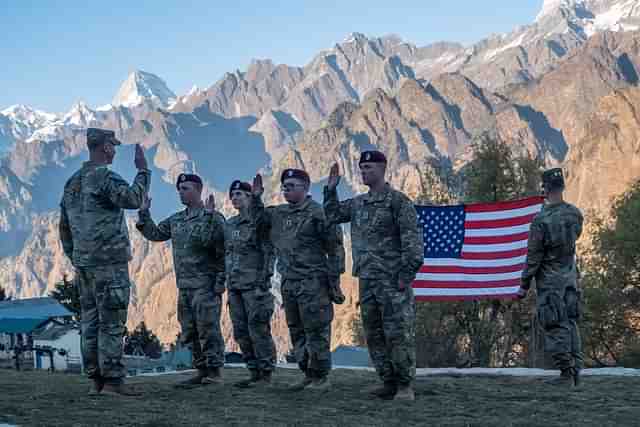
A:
[228, 287, 276, 372]
[282, 276, 334, 378]
[77, 263, 131, 384]
[178, 286, 225, 370]
[359, 278, 416, 386]
[537, 287, 583, 371]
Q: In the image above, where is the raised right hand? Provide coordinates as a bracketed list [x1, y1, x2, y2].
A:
[328, 162, 341, 190]
[134, 144, 148, 170]
[252, 174, 264, 197]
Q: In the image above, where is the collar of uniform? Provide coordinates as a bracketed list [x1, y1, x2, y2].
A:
[82, 160, 108, 170]
[184, 206, 205, 219]
[286, 195, 312, 213]
[364, 183, 391, 203]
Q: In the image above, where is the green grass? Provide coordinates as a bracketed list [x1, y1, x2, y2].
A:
[1, 368, 639, 426]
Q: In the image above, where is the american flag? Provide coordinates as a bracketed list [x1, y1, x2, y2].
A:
[412, 196, 544, 301]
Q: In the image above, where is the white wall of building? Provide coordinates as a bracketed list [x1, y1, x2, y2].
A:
[33, 329, 82, 372]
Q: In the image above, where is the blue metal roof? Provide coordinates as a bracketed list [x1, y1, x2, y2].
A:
[0, 297, 72, 320]
[0, 318, 49, 334]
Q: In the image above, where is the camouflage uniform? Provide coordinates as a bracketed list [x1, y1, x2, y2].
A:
[522, 201, 584, 374]
[251, 195, 344, 379]
[225, 210, 276, 375]
[59, 160, 150, 384]
[136, 207, 226, 370]
[324, 183, 423, 387]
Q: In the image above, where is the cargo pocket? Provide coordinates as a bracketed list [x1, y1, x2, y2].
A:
[304, 301, 334, 330]
[565, 288, 581, 320]
[103, 284, 131, 310]
[251, 290, 274, 324]
[538, 293, 565, 329]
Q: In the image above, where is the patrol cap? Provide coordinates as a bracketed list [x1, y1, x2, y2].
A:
[176, 173, 203, 189]
[542, 168, 565, 191]
[229, 180, 252, 197]
[359, 150, 387, 165]
[86, 128, 121, 150]
[280, 168, 310, 184]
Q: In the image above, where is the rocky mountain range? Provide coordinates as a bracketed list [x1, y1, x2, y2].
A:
[1, 0, 640, 356]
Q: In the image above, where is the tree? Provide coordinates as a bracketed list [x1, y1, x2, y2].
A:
[49, 275, 81, 322]
[0, 286, 10, 301]
[581, 179, 640, 366]
[124, 321, 163, 359]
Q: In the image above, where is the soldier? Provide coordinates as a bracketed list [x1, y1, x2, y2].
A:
[324, 151, 423, 401]
[518, 168, 584, 387]
[136, 173, 226, 388]
[225, 180, 276, 388]
[59, 128, 150, 396]
[250, 169, 345, 391]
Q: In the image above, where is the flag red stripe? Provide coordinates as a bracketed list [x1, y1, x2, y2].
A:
[460, 248, 528, 260]
[463, 232, 530, 245]
[412, 278, 521, 289]
[416, 294, 519, 302]
[413, 279, 521, 289]
[464, 197, 544, 213]
[419, 264, 524, 274]
[464, 213, 537, 229]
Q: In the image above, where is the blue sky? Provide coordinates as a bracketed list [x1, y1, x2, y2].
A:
[1, 0, 542, 113]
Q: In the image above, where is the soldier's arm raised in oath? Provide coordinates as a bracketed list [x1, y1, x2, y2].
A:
[101, 165, 150, 210]
[396, 194, 424, 287]
[323, 163, 353, 224]
[136, 195, 172, 242]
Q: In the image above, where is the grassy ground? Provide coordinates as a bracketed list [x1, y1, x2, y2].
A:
[1, 367, 639, 426]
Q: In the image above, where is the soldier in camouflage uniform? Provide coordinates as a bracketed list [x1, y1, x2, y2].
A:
[225, 180, 277, 388]
[324, 151, 424, 401]
[59, 128, 150, 396]
[136, 173, 226, 388]
[518, 168, 584, 387]
[251, 169, 345, 391]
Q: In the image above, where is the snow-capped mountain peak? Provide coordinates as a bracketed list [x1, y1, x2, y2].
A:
[112, 70, 176, 109]
[1, 104, 59, 127]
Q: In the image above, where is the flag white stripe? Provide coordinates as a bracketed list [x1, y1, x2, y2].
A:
[465, 224, 531, 237]
[465, 204, 542, 221]
[414, 286, 521, 296]
[422, 255, 526, 268]
[461, 240, 528, 252]
[415, 271, 522, 282]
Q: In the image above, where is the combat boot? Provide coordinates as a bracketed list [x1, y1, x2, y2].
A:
[289, 372, 313, 391]
[394, 384, 415, 401]
[102, 382, 142, 397]
[368, 381, 397, 400]
[307, 376, 331, 391]
[174, 368, 208, 389]
[234, 369, 261, 388]
[544, 369, 575, 388]
[88, 377, 105, 396]
[202, 366, 224, 385]
[258, 370, 273, 387]
[573, 368, 582, 388]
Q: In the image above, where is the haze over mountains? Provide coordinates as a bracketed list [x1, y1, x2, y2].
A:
[2, 0, 640, 353]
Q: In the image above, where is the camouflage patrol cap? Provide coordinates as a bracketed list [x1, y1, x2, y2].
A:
[229, 180, 252, 197]
[280, 168, 310, 184]
[86, 128, 121, 150]
[359, 150, 387, 165]
[176, 173, 203, 189]
[542, 168, 565, 191]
